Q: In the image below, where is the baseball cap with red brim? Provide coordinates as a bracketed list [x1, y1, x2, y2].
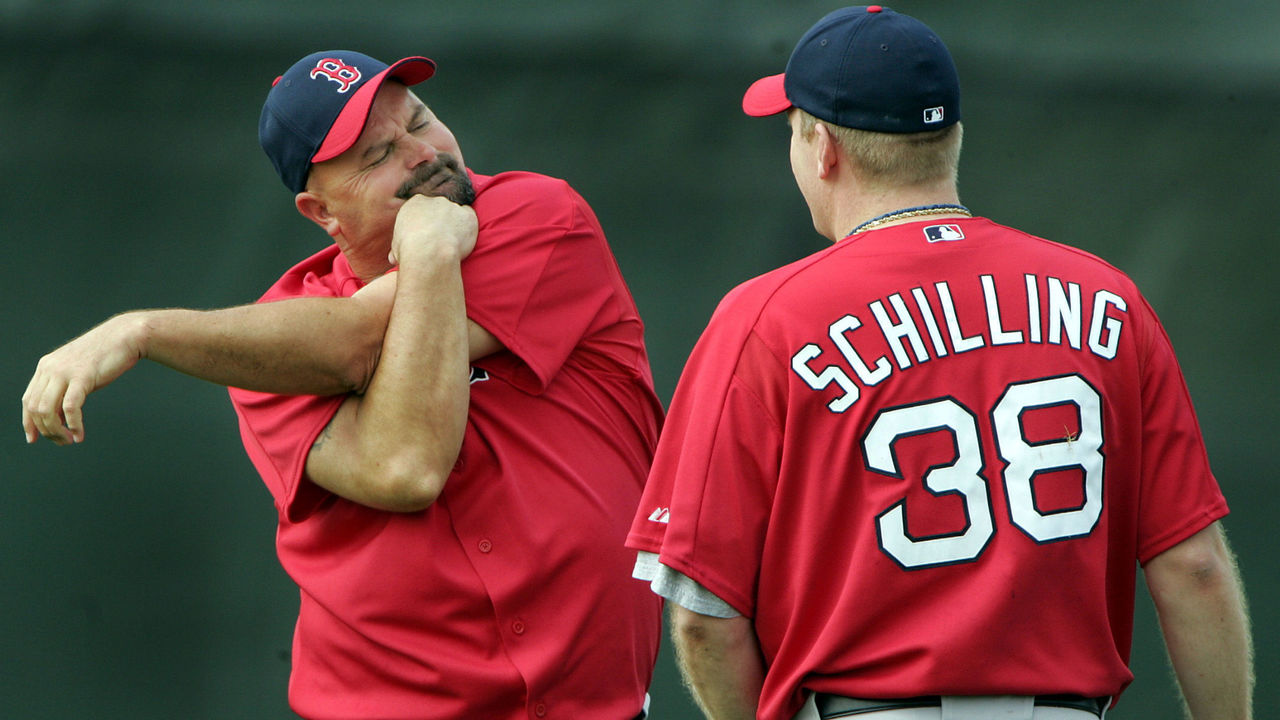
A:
[742, 5, 960, 134]
[259, 50, 436, 193]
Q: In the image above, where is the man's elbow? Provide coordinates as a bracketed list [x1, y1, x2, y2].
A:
[372, 464, 450, 512]
[671, 604, 750, 653]
[363, 450, 458, 507]
[1147, 524, 1241, 597]
[671, 604, 714, 645]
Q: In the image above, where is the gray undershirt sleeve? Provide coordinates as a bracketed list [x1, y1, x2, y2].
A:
[631, 551, 742, 619]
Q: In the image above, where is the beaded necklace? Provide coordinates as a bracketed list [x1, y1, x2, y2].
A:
[846, 203, 972, 237]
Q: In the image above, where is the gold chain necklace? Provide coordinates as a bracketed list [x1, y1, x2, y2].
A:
[848, 204, 972, 236]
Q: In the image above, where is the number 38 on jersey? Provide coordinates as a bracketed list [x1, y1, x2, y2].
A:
[860, 374, 1104, 570]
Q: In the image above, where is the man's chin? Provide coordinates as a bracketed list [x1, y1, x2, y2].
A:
[438, 174, 476, 206]
[399, 170, 475, 206]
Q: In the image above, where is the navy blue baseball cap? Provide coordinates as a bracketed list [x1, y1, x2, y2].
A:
[259, 51, 437, 193]
[743, 5, 959, 133]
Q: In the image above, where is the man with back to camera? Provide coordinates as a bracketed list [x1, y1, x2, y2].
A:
[23, 50, 662, 719]
[627, 6, 1252, 720]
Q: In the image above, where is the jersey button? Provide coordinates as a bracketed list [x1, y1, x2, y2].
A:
[512, 620, 526, 635]
[533, 702, 547, 717]
[478, 539, 493, 553]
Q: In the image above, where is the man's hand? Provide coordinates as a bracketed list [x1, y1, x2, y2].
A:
[390, 195, 479, 268]
[22, 314, 149, 445]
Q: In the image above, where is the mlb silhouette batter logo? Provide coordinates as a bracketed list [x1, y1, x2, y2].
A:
[925, 224, 965, 242]
[310, 58, 362, 93]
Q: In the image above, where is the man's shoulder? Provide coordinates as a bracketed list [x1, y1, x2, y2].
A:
[972, 217, 1134, 276]
[712, 247, 839, 324]
[259, 244, 359, 302]
[475, 169, 573, 195]
[472, 170, 587, 228]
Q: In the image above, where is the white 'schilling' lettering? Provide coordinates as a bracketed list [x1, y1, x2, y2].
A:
[792, 273, 1128, 413]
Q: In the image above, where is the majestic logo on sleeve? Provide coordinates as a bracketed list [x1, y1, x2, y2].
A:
[309, 58, 362, 93]
[647, 507, 671, 524]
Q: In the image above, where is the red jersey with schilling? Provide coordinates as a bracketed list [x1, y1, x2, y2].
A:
[627, 216, 1226, 720]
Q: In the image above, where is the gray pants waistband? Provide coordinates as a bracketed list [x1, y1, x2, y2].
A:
[814, 694, 1108, 718]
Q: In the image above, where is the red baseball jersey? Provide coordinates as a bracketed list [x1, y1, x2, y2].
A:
[230, 171, 663, 720]
[627, 217, 1227, 720]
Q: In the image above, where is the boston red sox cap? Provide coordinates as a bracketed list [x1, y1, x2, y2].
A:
[742, 5, 960, 133]
[259, 50, 436, 193]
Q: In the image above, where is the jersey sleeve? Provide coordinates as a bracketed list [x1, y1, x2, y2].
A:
[1134, 296, 1229, 563]
[628, 292, 785, 617]
[225, 245, 356, 523]
[229, 388, 344, 522]
[462, 175, 621, 394]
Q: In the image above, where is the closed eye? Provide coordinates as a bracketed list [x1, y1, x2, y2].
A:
[363, 144, 393, 169]
[409, 110, 430, 134]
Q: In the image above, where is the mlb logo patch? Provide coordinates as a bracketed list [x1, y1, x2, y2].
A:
[924, 224, 965, 242]
[923, 106, 945, 124]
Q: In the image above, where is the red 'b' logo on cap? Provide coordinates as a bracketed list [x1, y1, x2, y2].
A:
[309, 58, 362, 93]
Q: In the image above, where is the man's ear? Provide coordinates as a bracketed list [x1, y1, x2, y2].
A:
[295, 191, 341, 238]
[812, 122, 840, 180]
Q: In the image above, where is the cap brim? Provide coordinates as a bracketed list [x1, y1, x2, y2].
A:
[742, 73, 792, 116]
[312, 56, 437, 164]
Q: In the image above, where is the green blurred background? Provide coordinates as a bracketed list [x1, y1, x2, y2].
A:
[3, 1, 1275, 717]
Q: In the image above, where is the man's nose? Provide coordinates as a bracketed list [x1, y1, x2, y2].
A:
[405, 135, 439, 166]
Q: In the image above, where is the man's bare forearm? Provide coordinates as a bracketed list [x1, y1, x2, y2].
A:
[1146, 523, 1254, 720]
[22, 294, 389, 445]
[302, 196, 479, 511]
[139, 298, 387, 396]
[670, 604, 764, 720]
[344, 242, 469, 508]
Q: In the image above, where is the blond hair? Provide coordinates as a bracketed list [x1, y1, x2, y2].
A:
[797, 110, 962, 188]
